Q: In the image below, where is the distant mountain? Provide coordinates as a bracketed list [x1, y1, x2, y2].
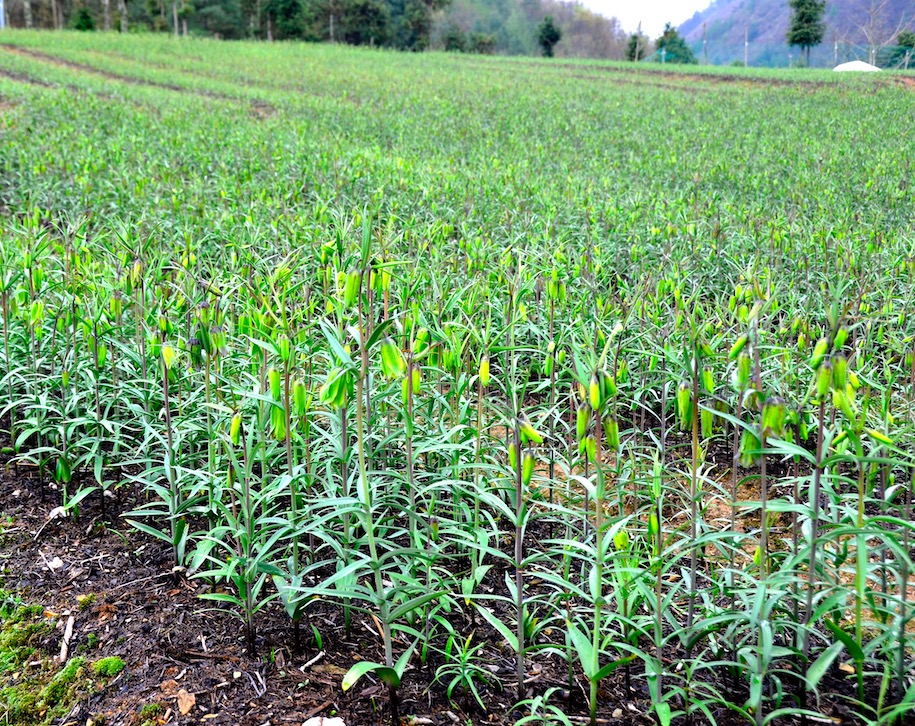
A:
[679, 0, 913, 67]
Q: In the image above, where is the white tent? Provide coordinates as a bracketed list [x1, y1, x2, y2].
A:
[833, 60, 881, 72]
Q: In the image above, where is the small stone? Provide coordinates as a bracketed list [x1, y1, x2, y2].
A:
[612, 709, 623, 718]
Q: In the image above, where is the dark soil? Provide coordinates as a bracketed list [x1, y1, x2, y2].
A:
[0, 445, 876, 726]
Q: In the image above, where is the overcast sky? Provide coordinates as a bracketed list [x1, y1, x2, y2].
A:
[581, 0, 713, 37]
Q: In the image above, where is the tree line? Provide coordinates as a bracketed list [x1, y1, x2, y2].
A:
[2, 0, 635, 56]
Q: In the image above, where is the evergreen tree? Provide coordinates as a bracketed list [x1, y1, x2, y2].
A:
[625, 31, 648, 61]
[655, 22, 695, 64]
[787, 0, 826, 66]
[536, 15, 560, 57]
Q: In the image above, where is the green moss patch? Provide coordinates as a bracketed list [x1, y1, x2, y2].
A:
[0, 590, 99, 724]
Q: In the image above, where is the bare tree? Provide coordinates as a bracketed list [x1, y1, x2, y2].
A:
[859, 0, 912, 65]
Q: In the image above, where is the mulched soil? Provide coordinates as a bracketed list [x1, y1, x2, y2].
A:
[0, 443, 878, 726]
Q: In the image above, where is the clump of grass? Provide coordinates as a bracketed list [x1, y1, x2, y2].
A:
[92, 656, 125, 677]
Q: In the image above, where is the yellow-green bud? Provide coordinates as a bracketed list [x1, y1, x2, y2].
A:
[815, 358, 832, 401]
[832, 354, 847, 390]
[589, 373, 601, 411]
[576, 405, 589, 442]
[737, 352, 751, 391]
[277, 335, 291, 363]
[834, 327, 848, 350]
[522, 453, 535, 486]
[343, 269, 360, 308]
[269, 367, 282, 401]
[762, 397, 786, 438]
[606, 416, 620, 450]
[676, 382, 691, 431]
[518, 414, 544, 445]
[729, 334, 748, 360]
[380, 338, 406, 379]
[293, 379, 307, 417]
[810, 337, 829, 370]
[271, 405, 286, 441]
[479, 355, 490, 387]
[230, 413, 242, 446]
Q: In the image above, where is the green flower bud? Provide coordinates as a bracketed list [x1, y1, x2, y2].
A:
[701, 408, 714, 438]
[518, 413, 544, 445]
[737, 352, 751, 391]
[815, 358, 832, 401]
[740, 429, 760, 468]
[614, 529, 629, 551]
[479, 355, 490, 387]
[676, 382, 691, 431]
[343, 269, 361, 308]
[576, 405, 589, 442]
[380, 338, 406, 379]
[293, 379, 307, 418]
[834, 327, 848, 350]
[277, 334, 291, 363]
[522, 452, 535, 486]
[729, 333, 748, 360]
[832, 353, 847, 390]
[762, 397, 786, 438]
[230, 413, 242, 446]
[589, 373, 601, 411]
[606, 416, 620, 450]
[271, 404, 286, 441]
[810, 337, 829, 370]
[268, 367, 282, 401]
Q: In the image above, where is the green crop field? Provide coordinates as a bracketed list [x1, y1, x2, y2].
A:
[2, 31, 915, 726]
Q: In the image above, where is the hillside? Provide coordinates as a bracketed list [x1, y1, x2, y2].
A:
[680, 0, 913, 67]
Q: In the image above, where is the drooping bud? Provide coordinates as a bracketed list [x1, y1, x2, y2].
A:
[833, 389, 855, 421]
[518, 413, 544, 445]
[269, 367, 282, 401]
[479, 355, 490, 387]
[230, 413, 242, 446]
[522, 453, 535, 486]
[508, 441, 518, 472]
[676, 382, 691, 431]
[740, 429, 760, 468]
[815, 358, 832, 401]
[729, 334, 748, 360]
[832, 353, 847, 390]
[277, 334, 291, 363]
[737, 352, 751, 391]
[810, 337, 829, 370]
[614, 529, 629, 551]
[343, 269, 361, 308]
[271, 405, 286, 441]
[589, 373, 601, 411]
[701, 369, 714, 395]
[293, 379, 307, 417]
[762, 397, 786, 438]
[606, 416, 620, 450]
[648, 512, 660, 541]
[576, 405, 589, 442]
[161, 343, 178, 371]
[380, 338, 406, 379]
[834, 327, 848, 350]
[701, 408, 714, 438]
